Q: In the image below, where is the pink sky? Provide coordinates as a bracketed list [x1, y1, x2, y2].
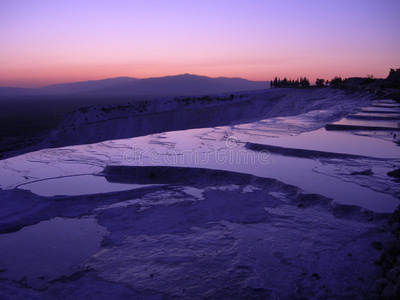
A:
[1, 0, 399, 87]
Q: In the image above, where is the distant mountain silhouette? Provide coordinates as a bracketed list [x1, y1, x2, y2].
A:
[0, 87, 43, 97]
[87, 74, 269, 97]
[42, 77, 137, 94]
[1, 74, 269, 99]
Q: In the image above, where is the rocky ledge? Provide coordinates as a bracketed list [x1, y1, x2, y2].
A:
[373, 206, 400, 299]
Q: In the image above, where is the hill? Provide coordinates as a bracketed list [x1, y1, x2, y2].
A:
[1, 74, 269, 99]
[41, 77, 138, 94]
[0, 87, 43, 97]
[86, 74, 269, 97]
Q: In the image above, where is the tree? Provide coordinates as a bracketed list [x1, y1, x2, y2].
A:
[363, 74, 376, 85]
[300, 77, 310, 87]
[315, 78, 325, 87]
[330, 76, 343, 86]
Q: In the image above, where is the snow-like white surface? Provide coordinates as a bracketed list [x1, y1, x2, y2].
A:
[330, 118, 399, 129]
[0, 89, 399, 298]
[252, 127, 399, 158]
[22, 88, 373, 150]
[3, 112, 397, 212]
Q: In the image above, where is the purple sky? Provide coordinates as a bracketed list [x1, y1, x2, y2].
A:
[1, 0, 399, 87]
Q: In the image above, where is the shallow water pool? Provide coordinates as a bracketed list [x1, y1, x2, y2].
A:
[0, 217, 108, 288]
[18, 174, 152, 197]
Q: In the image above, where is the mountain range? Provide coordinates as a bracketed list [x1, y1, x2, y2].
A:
[0, 74, 269, 98]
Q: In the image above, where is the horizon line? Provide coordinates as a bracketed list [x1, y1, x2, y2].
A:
[2, 71, 391, 89]
[2, 73, 273, 89]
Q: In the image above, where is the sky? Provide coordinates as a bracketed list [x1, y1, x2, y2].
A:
[0, 0, 399, 88]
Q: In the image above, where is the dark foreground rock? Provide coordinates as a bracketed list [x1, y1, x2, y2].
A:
[373, 206, 400, 299]
[387, 168, 400, 179]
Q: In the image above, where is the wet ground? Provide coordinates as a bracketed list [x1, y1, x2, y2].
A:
[0, 93, 399, 298]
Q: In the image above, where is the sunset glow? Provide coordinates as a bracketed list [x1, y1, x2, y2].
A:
[1, 0, 399, 87]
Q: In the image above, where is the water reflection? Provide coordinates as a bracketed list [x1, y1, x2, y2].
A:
[18, 174, 150, 197]
[0, 217, 108, 288]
